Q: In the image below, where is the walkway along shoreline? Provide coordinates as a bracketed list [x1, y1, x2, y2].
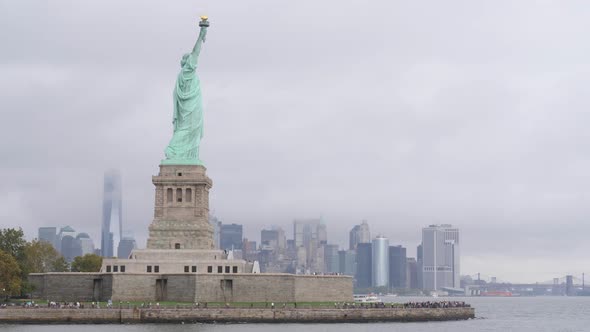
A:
[0, 307, 474, 324]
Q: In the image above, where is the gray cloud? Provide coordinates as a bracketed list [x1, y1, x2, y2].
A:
[1, 0, 590, 283]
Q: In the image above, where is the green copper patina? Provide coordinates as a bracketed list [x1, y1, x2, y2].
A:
[162, 17, 210, 166]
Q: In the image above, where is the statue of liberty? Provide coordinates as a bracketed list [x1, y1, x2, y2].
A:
[162, 17, 210, 165]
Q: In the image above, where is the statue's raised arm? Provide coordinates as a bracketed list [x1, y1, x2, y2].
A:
[192, 16, 209, 60]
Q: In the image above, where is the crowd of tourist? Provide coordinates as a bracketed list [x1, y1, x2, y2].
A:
[332, 301, 469, 309]
[401, 301, 470, 309]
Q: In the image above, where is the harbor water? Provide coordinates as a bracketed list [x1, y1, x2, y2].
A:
[1, 296, 589, 331]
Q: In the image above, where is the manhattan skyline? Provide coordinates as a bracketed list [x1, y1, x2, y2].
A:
[1, 0, 590, 283]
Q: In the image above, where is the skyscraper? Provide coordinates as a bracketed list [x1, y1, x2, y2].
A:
[220, 223, 243, 250]
[117, 236, 137, 258]
[355, 243, 372, 288]
[209, 215, 222, 249]
[293, 220, 305, 248]
[76, 233, 95, 255]
[101, 170, 123, 257]
[296, 246, 307, 271]
[338, 250, 356, 276]
[61, 235, 82, 262]
[372, 235, 389, 287]
[349, 220, 371, 250]
[242, 239, 258, 261]
[312, 245, 325, 273]
[324, 244, 339, 273]
[388, 245, 407, 288]
[317, 223, 327, 245]
[261, 227, 286, 252]
[349, 225, 360, 250]
[416, 244, 423, 290]
[293, 218, 326, 272]
[359, 221, 370, 242]
[38, 227, 58, 250]
[57, 226, 76, 254]
[293, 218, 321, 247]
[421, 224, 460, 291]
[406, 257, 419, 289]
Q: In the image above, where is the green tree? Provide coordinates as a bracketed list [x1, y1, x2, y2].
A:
[0, 249, 21, 298]
[0, 228, 26, 261]
[0, 228, 28, 296]
[71, 254, 102, 272]
[23, 240, 69, 273]
[52, 256, 69, 272]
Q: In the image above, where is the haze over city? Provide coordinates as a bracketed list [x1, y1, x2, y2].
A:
[2, 0, 590, 283]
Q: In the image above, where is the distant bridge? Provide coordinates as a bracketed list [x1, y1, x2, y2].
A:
[463, 273, 586, 296]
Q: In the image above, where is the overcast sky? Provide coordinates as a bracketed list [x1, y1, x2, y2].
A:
[1, 0, 590, 283]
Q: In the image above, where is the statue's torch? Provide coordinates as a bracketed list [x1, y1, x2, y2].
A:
[199, 16, 210, 27]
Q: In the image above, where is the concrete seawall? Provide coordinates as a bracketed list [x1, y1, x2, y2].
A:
[0, 307, 474, 324]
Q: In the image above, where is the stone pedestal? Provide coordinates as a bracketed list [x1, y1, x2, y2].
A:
[146, 165, 214, 249]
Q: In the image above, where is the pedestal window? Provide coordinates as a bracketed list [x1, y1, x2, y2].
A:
[167, 188, 173, 203]
[176, 188, 183, 202]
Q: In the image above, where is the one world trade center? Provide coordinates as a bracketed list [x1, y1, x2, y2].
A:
[101, 170, 122, 257]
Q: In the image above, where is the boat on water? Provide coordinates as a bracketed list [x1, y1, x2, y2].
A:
[430, 290, 448, 297]
[481, 291, 513, 297]
[353, 294, 381, 303]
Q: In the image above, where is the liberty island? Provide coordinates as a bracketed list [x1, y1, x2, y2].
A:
[26, 16, 353, 305]
[3, 17, 474, 323]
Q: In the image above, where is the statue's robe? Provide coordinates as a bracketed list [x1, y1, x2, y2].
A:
[164, 53, 204, 164]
